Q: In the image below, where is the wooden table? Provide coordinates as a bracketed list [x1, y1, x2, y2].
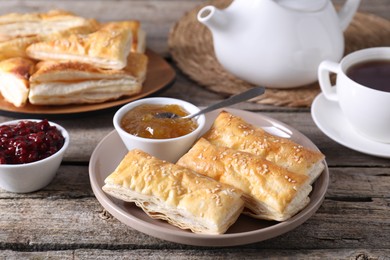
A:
[0, 1, 389, 259]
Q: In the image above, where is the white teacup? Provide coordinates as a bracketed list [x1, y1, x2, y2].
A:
[318, 47, 390, 143]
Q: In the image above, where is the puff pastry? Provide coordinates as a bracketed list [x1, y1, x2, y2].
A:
[0, 36, 39, 61]
[26, 22, 133, 70]
[0, 10, 99, 61]
[28, 52, 148, 105]
[104, 21, 146, 53]
[177, 138, 312, 221]
[202, 111, 325, 183]
[102, 149, 245, 234]
[0, 10, 99, 39]
[0, 57, 35, 107]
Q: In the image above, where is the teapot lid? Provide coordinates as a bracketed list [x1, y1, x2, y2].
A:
[274, 0, 327, 12]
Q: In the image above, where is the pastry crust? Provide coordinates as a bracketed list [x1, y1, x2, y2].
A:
[0, 36, 39, 60]
[177, 138, 312, 221]
[0, 10, 99, 61]
[0, 24, 98, 61]
[102, 149, 245, 234]
[203, 111, 325, 183]
[0, 57, 35, 107]
[0, 10, 99, 39]
[26, 22, 133, 70]
[104, 21, 146, 53]
[28, 52, 148, 105]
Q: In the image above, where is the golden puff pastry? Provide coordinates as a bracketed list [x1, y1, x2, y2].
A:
[28, 52, 148, 105]
[0, 10, 98, 61]
[102, 149, 245, 235]
[177, 138, 312, 221]
[0, 36, 39, 61]
[0, 25, 98, 61]
[103, 21, 146, 53]
[0, 10, 99, 40]
[0, 57, 35, 107]
[26, 22, 133, 70]
[203, 111, 325, 183]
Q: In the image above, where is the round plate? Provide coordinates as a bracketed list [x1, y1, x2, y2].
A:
[89, 108, 329, 247]
[311, 93, 390, 158]
[0, 49, 175, 118]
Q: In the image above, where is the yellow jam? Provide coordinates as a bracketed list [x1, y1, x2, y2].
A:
[120, 104, 198, 139]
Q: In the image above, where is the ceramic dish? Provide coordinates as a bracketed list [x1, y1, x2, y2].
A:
[89, 108, 329, 247]
[113, 97, 206, 163]
[311, 93, 390, 158]
[0, 49, 175, 118]
[0, 119, 69, 193]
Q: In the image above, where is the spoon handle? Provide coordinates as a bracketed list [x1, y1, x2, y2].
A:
[186, 86, 266, 119]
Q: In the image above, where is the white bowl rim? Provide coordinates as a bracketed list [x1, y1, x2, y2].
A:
[113, 97, 206, 143]
[0, 119, 70, 168]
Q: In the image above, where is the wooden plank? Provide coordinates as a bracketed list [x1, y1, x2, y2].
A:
[0, 165, 389, 249]
[327, 167, 390, 199]
[1, 249, 390, 259]
[0, 198, 388, 249]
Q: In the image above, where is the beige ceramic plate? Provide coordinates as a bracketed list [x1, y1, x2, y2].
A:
[0, 49, 175, 118]
[89, 108, 329, 247]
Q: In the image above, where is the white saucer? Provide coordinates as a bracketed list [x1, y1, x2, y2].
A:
[311, 93, 390, 158]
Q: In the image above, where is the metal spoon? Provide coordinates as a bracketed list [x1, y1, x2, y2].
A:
[155, 86, 266, 119]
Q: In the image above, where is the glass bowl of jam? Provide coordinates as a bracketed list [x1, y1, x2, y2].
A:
[113, 97, 206, 162]
[0, 119, 69, 193]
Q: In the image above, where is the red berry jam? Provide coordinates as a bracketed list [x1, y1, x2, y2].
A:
[0, 119, 65, 164]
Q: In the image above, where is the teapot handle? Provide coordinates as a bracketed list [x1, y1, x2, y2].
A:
[338, 0, 361, 31]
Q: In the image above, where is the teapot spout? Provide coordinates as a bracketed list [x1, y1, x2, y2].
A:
[197, 6, 229, 31]
[338, 0, 361, 31]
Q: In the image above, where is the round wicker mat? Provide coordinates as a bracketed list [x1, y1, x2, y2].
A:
[168, 0, 390, 107]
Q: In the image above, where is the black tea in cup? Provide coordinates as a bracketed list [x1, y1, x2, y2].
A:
[346, 60, 390, 92]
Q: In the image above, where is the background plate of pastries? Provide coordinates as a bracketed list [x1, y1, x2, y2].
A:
[89, 108, 329, 247]
[0, 10, 175, 117]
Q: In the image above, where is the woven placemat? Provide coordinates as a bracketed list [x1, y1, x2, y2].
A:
[168, 0, 390, 107]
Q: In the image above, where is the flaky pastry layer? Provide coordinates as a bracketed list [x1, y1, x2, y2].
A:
[28, 52, 147, 105]
[177, 138, 312, 221]
[26, 22, 133, 70]
[103, 149, 244, 234]
[203, 111, 325, 183]
[0, 57, 35, 107]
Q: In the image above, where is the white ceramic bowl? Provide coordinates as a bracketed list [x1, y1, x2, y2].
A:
[113, 97, 206, 163]
[0, 119, 70, 193]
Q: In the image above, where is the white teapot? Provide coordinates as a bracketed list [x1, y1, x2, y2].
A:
[198, 0, 361, 88]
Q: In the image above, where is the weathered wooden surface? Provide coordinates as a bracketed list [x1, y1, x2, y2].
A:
[0, 0, 389, 259]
